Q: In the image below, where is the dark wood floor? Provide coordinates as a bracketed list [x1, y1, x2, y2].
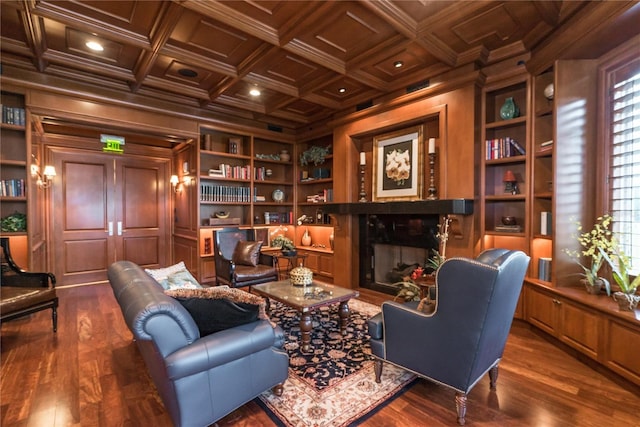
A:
[2, 284, 639, 426]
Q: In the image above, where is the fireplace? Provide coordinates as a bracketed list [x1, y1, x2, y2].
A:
[322, 199, 473, 295]
[359, 214, 440, 295]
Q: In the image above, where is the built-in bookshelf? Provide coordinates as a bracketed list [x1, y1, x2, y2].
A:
[296, 135, 333, 225]
[0, 91, 28, 230]
[480, 77, 530, 257]
[0, 91, 29, 267]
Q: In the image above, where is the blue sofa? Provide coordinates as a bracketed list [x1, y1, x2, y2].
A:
[107, 260, 289, 427]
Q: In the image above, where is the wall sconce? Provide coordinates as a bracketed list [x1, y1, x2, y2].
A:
[170, 174, 180, 193]
[503, 170, 518, 194]
[31, 163, 57, 189]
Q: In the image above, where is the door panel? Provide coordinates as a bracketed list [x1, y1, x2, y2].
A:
[52, 151, 115, 285]
[123, 236, 160, 266]
[51, 148, 169, 285]
[63, 239, 109, 273]
[117, 158, 167, 268]
[64, 162, 109, 230]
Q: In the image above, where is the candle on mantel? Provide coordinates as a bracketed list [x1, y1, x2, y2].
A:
[360, 152, 366, 165]
[428, 138, 436, 154]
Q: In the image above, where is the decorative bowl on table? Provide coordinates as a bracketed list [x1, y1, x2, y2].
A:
[215, 211, 230, 219]
[290, 265, 313, 286]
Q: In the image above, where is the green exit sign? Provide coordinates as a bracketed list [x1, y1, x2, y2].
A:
[101, 134, 125, 153]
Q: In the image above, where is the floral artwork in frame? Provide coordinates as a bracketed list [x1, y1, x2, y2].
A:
[372, 127, 423, 201]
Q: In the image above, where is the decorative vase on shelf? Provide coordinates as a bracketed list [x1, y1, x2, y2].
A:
[499, 97, 520, 120]
[329, 232, 334, 251]
[280, 149, 291, 162]
[301, 228, 312, 246]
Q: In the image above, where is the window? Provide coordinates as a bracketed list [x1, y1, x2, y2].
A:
[608, 58, 640, 275]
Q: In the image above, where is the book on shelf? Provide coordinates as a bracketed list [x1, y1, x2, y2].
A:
[485, 137, 525, 160]
[539, 140, 554, 153]
[1, 106, 26, 126]
[306, 188, 333, 203]
[540, 211, 552, 235]
[538, 257, 552, 282]
[263, 211, 293, 225]
[0, 179, 26, 197]
[218, 163, 251, 180]
[200, 184, 250, 202]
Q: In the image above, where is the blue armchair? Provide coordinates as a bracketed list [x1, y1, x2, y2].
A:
[368, 249, 530, 425]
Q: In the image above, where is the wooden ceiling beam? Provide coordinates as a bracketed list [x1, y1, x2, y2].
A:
[180, 0, 280, 46]
[31, 0, 150, 48]
[363, 0, 458, 67]
[20, 1, 47, 72]
[130, 1, 184, 93]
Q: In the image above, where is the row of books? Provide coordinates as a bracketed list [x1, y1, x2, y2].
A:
[539, 257, 552, 282]
[200, 185, 251, 202]
[306, 188, 333, 203]
[485, 137, 526, 160]
[1, 179, 26, 197]
[210, 165, 280, 181]
[254, 167, 273, 181]
[215, 164, 252, 180]
[263, 211, 293, 225]
[1, 106, 26, 126]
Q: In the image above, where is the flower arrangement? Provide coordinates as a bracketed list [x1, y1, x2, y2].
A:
[299, 145, 331, 166]
[385, 148, 410, 185]
[563, 215, 613, 295]
[271, 235, 295, 252]
[394, 216, 451, 302]
[600, 237, 640, 310]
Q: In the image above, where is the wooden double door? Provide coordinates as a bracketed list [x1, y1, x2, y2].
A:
[50, 148, 170, 285]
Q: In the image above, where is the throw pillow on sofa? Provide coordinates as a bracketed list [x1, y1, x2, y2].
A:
[145, 262, 202, 290]
[165, 287, 272, 336]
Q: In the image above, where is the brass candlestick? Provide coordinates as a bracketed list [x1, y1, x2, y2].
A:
[359, 164, 367, 202]
[427, 152, 438, 200]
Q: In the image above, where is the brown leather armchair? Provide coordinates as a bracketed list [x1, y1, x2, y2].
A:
[214, 228, 277, 288]
[1, 237, 58, 332]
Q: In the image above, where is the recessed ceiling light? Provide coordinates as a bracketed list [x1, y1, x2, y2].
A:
[250, 88, 261, 96]
[86, 41, 104, 52]
[338, 87, 346, 93]
[178, 68, 198, 78]
[394, 60, 404, 68]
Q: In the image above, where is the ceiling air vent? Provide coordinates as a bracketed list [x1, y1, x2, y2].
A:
[356, 100, 374, 111]
[267, 124, 283, 133]
[406, 80, 430, 93]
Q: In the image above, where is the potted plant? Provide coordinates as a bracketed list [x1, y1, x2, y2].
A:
[299, 145, 331, 166]
[563, 215, 613, 296]
[600, 238, 640, 311]
[271, 235, 296, 256]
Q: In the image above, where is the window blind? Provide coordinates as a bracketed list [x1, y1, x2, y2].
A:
[610, 66, 640, 274]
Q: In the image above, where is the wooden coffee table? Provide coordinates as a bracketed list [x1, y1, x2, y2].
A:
[251, 279, 359, 351]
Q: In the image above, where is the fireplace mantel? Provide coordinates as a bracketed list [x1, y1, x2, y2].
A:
[321, 199, 473, 216]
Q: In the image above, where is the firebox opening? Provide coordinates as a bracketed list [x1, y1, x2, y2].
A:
[359, 214, 440, 295]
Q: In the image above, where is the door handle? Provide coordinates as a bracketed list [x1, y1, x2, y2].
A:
[108, 221, 113, 236]
[117, 221, 123, 236]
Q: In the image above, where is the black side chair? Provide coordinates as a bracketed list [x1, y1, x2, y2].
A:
[367, 249, 530, 425]
[214, 228, 277, 288]
[1, 237, 58, 332]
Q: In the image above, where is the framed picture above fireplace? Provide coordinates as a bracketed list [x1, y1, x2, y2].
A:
[373, 126, 423, 201]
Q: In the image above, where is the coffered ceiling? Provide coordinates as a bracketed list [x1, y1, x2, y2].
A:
[1, 1, 638, 132]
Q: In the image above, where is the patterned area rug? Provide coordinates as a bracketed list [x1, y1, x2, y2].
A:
[257, 299, 416, 426]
